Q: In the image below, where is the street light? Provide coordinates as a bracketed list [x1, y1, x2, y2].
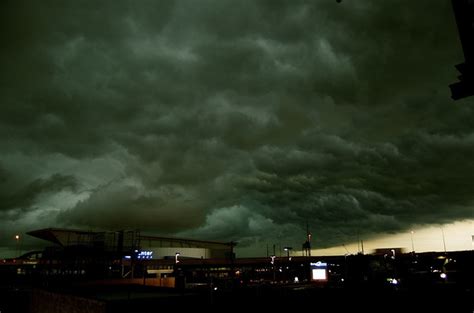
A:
[410, 231, 415, 253]
[270, 255, 276, 282]
[15, 235, 20, 258]
[283, 247, 292, 260]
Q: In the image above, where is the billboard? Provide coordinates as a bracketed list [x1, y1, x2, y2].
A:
[310, 261, 328, 281]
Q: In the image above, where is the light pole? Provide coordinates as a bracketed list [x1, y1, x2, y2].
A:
[283, 247, 292, 260]
[15, 235, 20, 258]
[270, 255, 276, 282]
[410, 231, 415, 253]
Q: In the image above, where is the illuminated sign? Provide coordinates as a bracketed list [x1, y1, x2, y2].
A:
[310, 261, 328, 281]
[310, 261, 327, 267]
[137, 250, 153, 259]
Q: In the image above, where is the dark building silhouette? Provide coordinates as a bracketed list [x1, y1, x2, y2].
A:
[1, 230, 474, 313]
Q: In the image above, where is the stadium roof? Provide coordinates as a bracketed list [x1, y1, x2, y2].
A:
[27, 228, 235, 250]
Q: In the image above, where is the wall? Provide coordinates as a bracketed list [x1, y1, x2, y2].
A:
[30, 289, 106, 313]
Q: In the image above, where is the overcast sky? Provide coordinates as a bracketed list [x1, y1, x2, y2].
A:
[1, 0, 473, 256]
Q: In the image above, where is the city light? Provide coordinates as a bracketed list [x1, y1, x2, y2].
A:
[270, 255, 276, 265]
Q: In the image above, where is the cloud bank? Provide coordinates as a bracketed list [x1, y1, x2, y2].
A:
[1, 0, 473, 255]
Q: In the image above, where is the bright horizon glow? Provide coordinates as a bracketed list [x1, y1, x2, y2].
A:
[311, 219, 474, 256]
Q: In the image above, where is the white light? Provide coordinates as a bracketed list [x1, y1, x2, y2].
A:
[214, 287, 218, 291]
[294, 277, 299, 283]
[391, 279, 398, 285]
[341, 278, 345, 282]
[440, 273, 447, 279]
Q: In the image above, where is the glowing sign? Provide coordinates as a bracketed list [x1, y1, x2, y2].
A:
[312, 269, 327, 280]
[310, 261, 327, 267]
[310, 261, 328, 281]
[137, 250, 153, 259]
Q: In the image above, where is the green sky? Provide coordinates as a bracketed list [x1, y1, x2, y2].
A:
[1, 0, 473, 256]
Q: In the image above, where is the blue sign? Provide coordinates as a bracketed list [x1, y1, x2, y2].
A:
[137, 250, 153, 259]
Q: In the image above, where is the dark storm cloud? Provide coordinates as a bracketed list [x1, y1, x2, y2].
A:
[1, 0, 473, 254]
[0, 165, 78, 219]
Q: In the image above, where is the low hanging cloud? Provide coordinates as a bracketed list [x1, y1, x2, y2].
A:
[0, 169, 78, 221]
[1, 0, 473, 255]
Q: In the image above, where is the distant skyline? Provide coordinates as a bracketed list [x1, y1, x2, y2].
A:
[1, 0, 474, 257]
